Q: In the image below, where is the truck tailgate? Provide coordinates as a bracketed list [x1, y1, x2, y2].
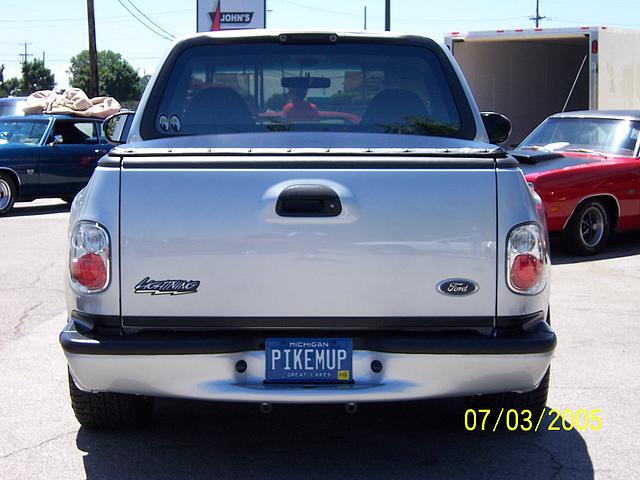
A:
[119, 158, 497, 328]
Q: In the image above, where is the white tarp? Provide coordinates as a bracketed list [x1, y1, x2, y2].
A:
[23, 89, 121, 119]
[197, 0, 266, 32]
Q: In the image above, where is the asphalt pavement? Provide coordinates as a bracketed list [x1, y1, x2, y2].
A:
[0, 199, 638, 479]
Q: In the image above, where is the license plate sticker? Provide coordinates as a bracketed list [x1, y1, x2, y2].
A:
[265, 338, 353, 383]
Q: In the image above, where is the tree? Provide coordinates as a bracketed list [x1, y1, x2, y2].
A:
[2, 78, 20, 96]
[20, 59, 55, 94]
[0, 64, 21, 97]
[265, 92, 289, 111]
[139, 74, 151, 94]
[68, 50, 141, 102]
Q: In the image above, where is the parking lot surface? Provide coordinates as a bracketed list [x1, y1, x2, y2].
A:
[0, 199, 639, 479]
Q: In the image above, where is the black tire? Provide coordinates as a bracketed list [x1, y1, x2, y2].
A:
[564, 199, 611, 255]
[465, 368, 550, 420]
[0, 173, 17, 216]
[68, 372, 154, 429]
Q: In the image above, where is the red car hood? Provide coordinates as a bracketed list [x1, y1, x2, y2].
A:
[512, 149, 629, 180]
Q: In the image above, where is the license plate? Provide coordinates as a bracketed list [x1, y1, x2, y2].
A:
[265, 338, 353, 383]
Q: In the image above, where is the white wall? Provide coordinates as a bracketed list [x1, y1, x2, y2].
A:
[598, 29, 640, 109]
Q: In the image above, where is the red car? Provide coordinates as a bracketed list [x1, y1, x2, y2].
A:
[513, 110, 640, 255]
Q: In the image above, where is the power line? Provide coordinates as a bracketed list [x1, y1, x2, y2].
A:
[276, 1, 525, 24]
[0, 8, 194, 24]
[116, 0, 174, 41]
[530, 0, 547, 27]
[121, 0, 176, 39]
[19, 42, 32, 64]
[87, 0, 99, 97]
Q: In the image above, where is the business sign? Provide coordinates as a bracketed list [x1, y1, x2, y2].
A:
[197, 0, 266, 32]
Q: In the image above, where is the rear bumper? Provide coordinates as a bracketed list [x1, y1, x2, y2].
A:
[61, 316, 556, 403]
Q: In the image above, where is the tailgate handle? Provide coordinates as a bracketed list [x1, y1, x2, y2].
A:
[276, 184, 342, 217]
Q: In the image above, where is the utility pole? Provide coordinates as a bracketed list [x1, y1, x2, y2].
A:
[385, 0, 390, 31]
[42, 51, 45, 65]
[19, 42, 32, 64]
[86, 0, 99, 97]
[364, 6, 367, 30]
[530, 0, 546, 28]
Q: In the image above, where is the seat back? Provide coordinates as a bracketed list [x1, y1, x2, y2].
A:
[361, 89, 430, 126]
[184, 88, 254, 128]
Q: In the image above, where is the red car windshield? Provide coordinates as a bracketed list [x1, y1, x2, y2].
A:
[519, 117, 640, 156]
[145, 42, 473, 139]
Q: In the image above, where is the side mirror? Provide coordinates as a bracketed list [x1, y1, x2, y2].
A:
[50, 134, 63, 145]
[103, 110, 135, 145]
[481, 112, 511, 145]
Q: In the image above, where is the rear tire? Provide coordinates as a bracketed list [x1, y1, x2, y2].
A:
[68, 372, 154, 429]
[564, 199, 611, 255]
[0, 174, 16, 216]
[465, 368, 550, 419]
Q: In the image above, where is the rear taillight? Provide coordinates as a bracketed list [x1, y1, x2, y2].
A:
[69, 221, 110, 293]
[506, 223, 548, 295]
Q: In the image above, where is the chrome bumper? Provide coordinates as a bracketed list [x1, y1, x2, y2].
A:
[65, 348, 553, 403]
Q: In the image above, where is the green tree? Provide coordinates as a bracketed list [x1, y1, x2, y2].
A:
[0, 64, 20, 96]
[68, 50, 141, 102]
[3, 78, 21, 96]
[265, 92, 289, 111]
[139, 73, 151, 94]
[19, 59, 55, 94]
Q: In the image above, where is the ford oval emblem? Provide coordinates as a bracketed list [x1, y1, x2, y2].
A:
[437, 279, 479, 297]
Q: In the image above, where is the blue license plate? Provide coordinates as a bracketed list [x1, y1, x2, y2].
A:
[265, 338, 353, 383]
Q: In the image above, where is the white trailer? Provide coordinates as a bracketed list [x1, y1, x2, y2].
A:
[445, 26, 640, 145]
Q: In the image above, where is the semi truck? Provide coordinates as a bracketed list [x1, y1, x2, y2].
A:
[445, 26, 640, 146]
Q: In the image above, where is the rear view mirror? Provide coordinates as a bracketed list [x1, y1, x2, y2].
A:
[281, 77, 331, 89]
[481, 112, 511, 145]
[103, 110, 135, 145]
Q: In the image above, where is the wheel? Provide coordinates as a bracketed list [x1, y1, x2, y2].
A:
[0, 174, 16, 216]
[465, 368, 550, 419]
[68, 372, 154, 429]
[564, 199, 611, 255]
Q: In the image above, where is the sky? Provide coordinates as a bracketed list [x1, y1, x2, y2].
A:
[1, 0, 639, 91]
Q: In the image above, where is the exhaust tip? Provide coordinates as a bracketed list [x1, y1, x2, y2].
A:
[345, 403, 358, 414]
[235, 360, 247, 373]
[371, 360, 383, 373]
[259, 402, 273, 414]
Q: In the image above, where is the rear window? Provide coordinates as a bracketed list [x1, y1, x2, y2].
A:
[0, 119, 48, 145]
[143, 42, 473, 140]
[0, 99, 26, 117]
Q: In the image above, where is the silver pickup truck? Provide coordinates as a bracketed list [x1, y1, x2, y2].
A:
[60, 31, 556, 428]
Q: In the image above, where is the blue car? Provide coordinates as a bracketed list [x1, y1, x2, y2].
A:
[0, 114, 113, 215]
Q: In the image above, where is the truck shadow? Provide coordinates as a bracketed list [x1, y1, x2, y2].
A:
[76, 398, 593, 480]
[550, 231, 640, 265]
